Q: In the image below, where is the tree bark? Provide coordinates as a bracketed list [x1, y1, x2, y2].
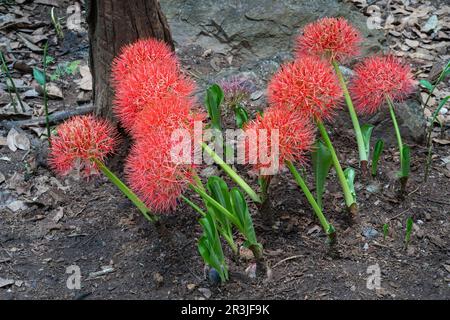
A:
[87, 0, 173, 120]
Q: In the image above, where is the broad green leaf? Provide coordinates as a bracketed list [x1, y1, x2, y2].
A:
[311, 140, 332, 210]
[361, 124, 374, 159]
[33, 68, 46, 86]
[198, 212, 228, 282]
[235, 105, 249, 128]
[371, 139, 384, 177]
[344, 167, 356, 202]
[383, 223, 389, 240]
[229, 187, 258, 247]
[419, 79, 433, 92]
[400, 145, 411, 178]
[205, 84, 224, 131]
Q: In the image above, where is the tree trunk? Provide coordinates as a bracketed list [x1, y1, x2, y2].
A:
[87, 0, 173, 120]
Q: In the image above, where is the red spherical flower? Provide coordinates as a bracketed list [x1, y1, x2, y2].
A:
[268, 56, 343, 121]
[125, 128, 199, 213]
[48, 115, 117, 178]
[242, 107, 315, 175]
[350, 55, 416, 115]
[296, 17, 361, 62]
[113, 62, 196, 130]
[111, 38, 177, 82]
[130, 95, 205, 141]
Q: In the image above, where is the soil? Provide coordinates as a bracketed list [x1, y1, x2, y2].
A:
[0, 0, 449, 300]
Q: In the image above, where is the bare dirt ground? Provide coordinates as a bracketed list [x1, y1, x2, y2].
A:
[0, 0, 449, 299]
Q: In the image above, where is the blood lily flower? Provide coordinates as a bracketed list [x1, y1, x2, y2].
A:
[351, 55, 416, 192]
[49, 115, 117, 177]
[49, 115, 156, 222]
[243, 107, 335, 242]
[243, 107, 314, 175]
[268, 56, 356, 214]
[268, 56, 342, 122]
[351, 55, 416, 115]
[295, 17, 361, 63]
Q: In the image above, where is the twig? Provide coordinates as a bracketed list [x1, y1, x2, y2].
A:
[272, 255, 304, 269]
[1, 104, 94, 130]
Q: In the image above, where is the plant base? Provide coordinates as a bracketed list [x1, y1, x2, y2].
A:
[360, 160, 369, 179]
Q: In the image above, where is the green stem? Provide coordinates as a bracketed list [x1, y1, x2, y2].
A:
[92, 158, 158, 223]
[0, 51, 25, 113]
[286, 160, 335, 240]
[316, 120, 356, 212]
[202, 142, 262, 204]
[386, 96, 403, 156]
[331, 60, 367, 164]
[43, 42, 51, 146]
[181, 195, 206, 217]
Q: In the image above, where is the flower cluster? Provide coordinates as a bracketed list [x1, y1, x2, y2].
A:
[112, 38, 204, 213]
[49, 115, 117, 178]
[219, 75, 255, 108]
[111, 38, 196, 132]
[350, 55, 416, 115]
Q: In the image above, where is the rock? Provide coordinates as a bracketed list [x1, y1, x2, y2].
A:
[362, 226, 379, 240]
[245, 263, 257, 279]
[422, 15, 439, 33]
[0, 278, 15, 288]
[207, 268, 221, 285]
[198, 287, 212, 299]
[7, 128, 30, 152]
[187, 283, 196, 291]
[370, 97, 427, 145]
[7, 200, 27, 212]
[162, 0, 383, 61]
[152, 272, 164, 287]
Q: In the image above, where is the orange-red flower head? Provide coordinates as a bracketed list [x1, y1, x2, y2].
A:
[243, 107, 314, 175]
[111, 38, 195, 131]
[268, 56, 343, 122]
[125, 128, 199, 213]
[296, 17, 361, 63]
[49, 115, 117, 177]
[113, 62, 196, 131]
[350, 55, 416, 115]
[130, 96, 205, 141]
[111, 38, 177, 81]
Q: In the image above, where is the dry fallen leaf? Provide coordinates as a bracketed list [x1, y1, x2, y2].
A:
[6, 128, 30, 152]
[433, 138, 450, 145]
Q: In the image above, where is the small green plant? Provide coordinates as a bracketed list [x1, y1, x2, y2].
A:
[51, 7, 64, 39]
[33, 42, 52, 145]
[234, 104, 249, 129]
[198, 211, 229, 283]
[383, 223, 389, 240]
[344, 167, 356, 203]
[1, 51, 26, 113]
[422, 61, 450, 181]
[361, 124, 374, 164]
[371, 139, 384, 177]
[205, 84, 224, 131]
[404, 217, 414, 248]
[311, 140, 332, 210]
[49, 60, 81, 81]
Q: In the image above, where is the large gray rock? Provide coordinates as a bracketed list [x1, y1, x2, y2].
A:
[162, 0, 383, 61]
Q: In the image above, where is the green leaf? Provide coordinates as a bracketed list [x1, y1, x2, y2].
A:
[344, 167, 356, 202]
[205, 84, 224, 131]
[311, 140, 332, 210]
[431, 96, 450, 123]
[235, 105, 249, 128]
[198, 212, 228, 282]
[45, 56, 55, 65]
[229, 187, 259, 247]
[383, 223, 389, 240]
[33, 68, 46, 86]
[419, 79, 433, 92]
[371, 139, 384, 177]
[66, 60, 80, 75]
[361, 124, 374, 159]
[400, 145, 411, 178]
[404, 217, 413, 247]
